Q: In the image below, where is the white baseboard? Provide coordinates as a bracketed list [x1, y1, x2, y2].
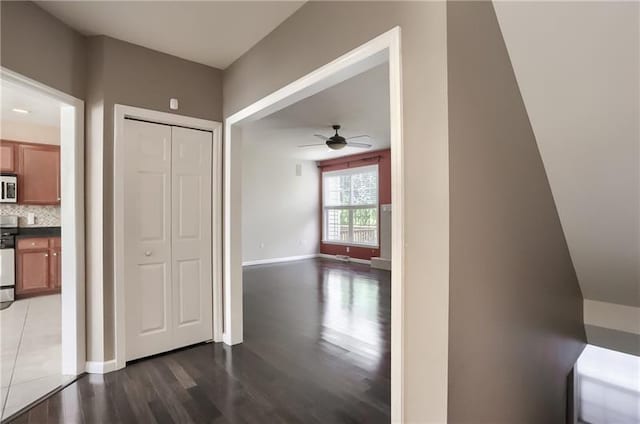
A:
[242, 254, 319, 266]
[371, 257, 392, 270]
[86, 360, 117, 374]
[317, 253, 371, 265]
[242, 253, 371, 266]
[242, 253, 373, 267]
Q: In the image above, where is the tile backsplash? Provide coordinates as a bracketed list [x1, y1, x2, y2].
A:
[0, 204, 61, 227]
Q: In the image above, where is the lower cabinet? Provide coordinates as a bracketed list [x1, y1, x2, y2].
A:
[50, 246, 61, 289]
[16, 237, 61, 298]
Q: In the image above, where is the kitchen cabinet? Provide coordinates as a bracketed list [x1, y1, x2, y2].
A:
[18, 144, 60, 205]
[0, 141, 17, 173]
[16, 236, 61, 298]
[16, 247, 50, 296]
[50, 245, 61, 289]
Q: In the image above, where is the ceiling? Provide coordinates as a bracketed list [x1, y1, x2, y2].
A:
[494, 2, 639, 307]
[1, 80, 62, 127]
[242, 63, 390, 161]
[36, 1, 305, 69]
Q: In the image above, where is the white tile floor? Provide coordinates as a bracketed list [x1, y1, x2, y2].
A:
[0, 294, 74, 419]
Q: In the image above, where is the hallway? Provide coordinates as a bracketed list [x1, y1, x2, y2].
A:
[8, 259, 391, 423]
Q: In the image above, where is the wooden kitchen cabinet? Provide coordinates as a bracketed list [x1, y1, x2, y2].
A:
[16, 247, 51, 296]
[0, 141, 17, 172]
[50, 245, 61, 289]
[18, 143, 60, 205]
[16, 236, 61, 298]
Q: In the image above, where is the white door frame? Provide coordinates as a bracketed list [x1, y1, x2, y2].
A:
[223, 27, 405, 422]
[0, 67, 86, 376]
[113, 105, 222, 370]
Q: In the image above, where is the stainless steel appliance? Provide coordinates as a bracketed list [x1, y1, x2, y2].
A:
[0, 174, 18, 203]
[0, 215, 18, 302]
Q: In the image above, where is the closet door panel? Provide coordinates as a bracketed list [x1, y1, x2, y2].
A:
[171, 126, 213, 347]
[124, 119, 174, 361]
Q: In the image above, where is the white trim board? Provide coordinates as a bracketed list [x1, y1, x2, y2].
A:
[85, 360, 117, 375]
[242, 253, 373, 266]
[1, 67, 86, 377]
[113, 104, 222, 371]
[584, 299, 640, 335]
[317, 253, 371, 265]
[242, 254, 318, 266]
[223, 27, 405, 422]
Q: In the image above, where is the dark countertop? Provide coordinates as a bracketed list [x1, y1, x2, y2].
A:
[16, 226, 61, 238]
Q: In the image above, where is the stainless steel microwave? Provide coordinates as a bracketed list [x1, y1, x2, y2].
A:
[0, 174, 17, 203]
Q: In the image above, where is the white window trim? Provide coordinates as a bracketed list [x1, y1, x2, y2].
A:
[322, 164, 379, 247]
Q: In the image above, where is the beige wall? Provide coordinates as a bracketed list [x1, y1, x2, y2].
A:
[0, 1, 86, 99]
[241, 141, 320, 263]
[447, 2, 586, 422]
[223, 2, 450, 421]
[85, 35, 223, 360]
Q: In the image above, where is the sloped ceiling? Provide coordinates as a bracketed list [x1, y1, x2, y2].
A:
[494, 1, 639, 308]
[494, 1, 640, 354]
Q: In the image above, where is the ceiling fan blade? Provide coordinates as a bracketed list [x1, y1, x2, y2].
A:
[345, 135, 370, 140]
[346, 141, 372, 149]
[314, 134, 329, 141]
[298, 143, 326, 148]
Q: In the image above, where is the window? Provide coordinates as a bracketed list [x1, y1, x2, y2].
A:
[322, 164, 378, 246]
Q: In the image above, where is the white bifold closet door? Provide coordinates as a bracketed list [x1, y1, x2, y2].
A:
[124, 119, 212, 362]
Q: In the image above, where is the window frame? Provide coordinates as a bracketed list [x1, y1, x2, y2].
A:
[321, 164, 379, 248]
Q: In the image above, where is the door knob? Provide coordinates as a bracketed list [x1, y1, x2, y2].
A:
[144, 251, 152, 257]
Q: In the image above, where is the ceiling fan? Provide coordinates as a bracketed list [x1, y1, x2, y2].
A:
[298, 125, 372, 150]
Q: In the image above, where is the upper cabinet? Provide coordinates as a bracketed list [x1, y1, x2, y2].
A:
[18, 143, 60, 205]
[0, 140, 61, 205]
[0, 142, 16, 173]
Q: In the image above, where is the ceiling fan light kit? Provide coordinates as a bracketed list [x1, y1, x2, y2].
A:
[299, 124, 373, 150]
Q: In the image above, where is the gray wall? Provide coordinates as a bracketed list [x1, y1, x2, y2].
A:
[86, 35, 223, 360]
[447, 2, 586, 422]
[0, 1, 86, 99]
[1, 2, 224, 361]
[2, 2, 590, 421]
[223, 2, 451, 421]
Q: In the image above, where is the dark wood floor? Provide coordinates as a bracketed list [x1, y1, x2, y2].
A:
[8, 258, 391, 424]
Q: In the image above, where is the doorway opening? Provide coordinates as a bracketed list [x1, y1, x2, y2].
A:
[0, 68, 85, 419]
[223, 27, 404, 421]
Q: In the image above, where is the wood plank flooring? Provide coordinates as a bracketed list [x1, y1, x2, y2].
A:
[7, 258, 391, 423]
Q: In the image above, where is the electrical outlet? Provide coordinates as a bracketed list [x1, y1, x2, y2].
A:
[346, 246, 350, 253]
[27, 213, 36, 225]
[259, 242, 265, 249]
